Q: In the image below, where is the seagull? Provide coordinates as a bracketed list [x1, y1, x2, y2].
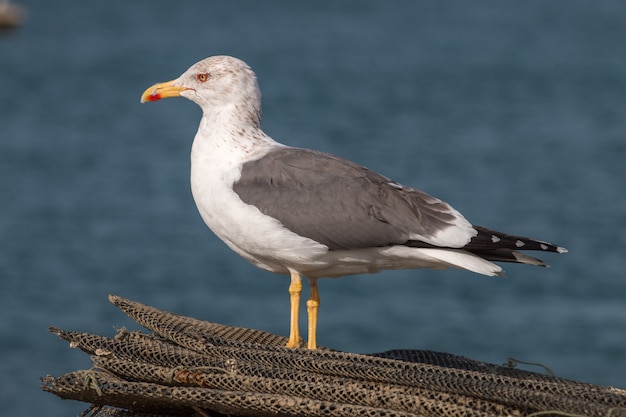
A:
[140, 55, 566, 350]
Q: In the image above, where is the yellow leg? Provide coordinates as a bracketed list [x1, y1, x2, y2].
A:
[306, 278, 320, 350]
[286, 271, 303, 348]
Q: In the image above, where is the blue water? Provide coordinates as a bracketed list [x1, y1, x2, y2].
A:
[2, 1, 626, 415]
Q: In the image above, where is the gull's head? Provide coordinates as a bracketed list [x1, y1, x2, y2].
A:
[141, 55, 261, 125]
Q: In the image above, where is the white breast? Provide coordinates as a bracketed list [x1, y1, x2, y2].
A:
[189, 133, 329, 275]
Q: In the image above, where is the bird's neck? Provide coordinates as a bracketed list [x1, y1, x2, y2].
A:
[191, 107, 282, 167]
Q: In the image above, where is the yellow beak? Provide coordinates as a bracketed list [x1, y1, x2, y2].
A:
[140, 80, 189, 103]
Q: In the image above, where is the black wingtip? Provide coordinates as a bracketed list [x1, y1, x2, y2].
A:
[470, 226, 567, 254]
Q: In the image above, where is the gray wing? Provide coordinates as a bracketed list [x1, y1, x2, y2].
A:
[232, 147, 466, 251]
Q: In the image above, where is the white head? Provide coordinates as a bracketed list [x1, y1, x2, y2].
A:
[141, 55, 262, 127]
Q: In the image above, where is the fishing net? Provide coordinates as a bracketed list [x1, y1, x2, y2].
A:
[42, 295, 626, 417]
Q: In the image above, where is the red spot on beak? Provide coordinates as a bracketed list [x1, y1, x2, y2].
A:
[146, 93, 161, 102]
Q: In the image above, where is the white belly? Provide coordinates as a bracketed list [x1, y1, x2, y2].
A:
[190, 160, 331, 274]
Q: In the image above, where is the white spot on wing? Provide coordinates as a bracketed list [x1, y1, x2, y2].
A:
[540, 243, 548, 250]
[491, 235, 501, 243]
[515, 240, 525, 247]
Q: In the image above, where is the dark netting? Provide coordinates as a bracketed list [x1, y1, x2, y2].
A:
[42, 295, 626, 417]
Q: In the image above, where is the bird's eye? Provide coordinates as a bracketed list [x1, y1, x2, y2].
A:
[196, 73, 210, 82]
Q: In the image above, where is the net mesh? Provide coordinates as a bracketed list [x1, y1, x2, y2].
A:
[41, 295, 626, 417]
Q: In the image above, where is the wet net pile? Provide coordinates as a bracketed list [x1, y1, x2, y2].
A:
[42, 295, 626, 417]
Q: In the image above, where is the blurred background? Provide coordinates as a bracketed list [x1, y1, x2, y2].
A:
[1, 1, 625, 415]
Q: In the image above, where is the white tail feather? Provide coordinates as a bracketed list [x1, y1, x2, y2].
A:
[414, 248, 504, 277]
